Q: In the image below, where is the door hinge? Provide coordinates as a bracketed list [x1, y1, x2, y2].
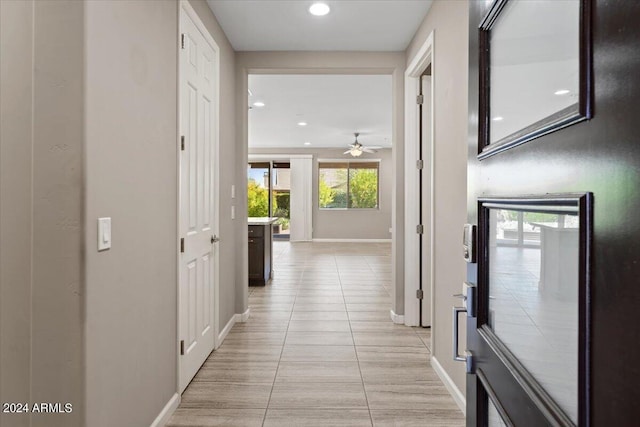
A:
[416, 159, 424, 169]
[180, 340, 185, 355]
[416, 289, 424, 300]
[416, 224, 424, 234]
[181, 33, 186, 49]
[416, 94, 424, 105]
[180, 238, 185, 253]
[180, 135, 185, 151]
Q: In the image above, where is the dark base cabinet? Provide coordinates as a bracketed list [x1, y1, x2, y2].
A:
[248, 224, 272, 286]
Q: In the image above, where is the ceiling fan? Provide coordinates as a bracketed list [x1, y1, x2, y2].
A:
[344, 133, 381, 157]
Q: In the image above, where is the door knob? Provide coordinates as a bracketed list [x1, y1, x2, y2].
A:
[211, 235, 220, 244]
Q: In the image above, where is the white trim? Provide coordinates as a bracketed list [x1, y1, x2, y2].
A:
[149, 393, 180, 427]
[217, 314, 236, 347]
[404, 31, 435, 333]
[177, 0, 221, 392]
[390, 309, 405, 324]
[237, 307, 251, 323]
[431, 356, 466, 415]
[312, 238, 392, 243]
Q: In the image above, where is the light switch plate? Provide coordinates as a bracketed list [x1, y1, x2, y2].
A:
[98, 217, 111, 251]
[231, 206, 235, 220]
[231, 185, 236, 199]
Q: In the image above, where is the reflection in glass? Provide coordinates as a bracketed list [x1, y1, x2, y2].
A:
[489, 209, 578, 423]
[488, 397, 508, 427]
[489, 0, 580, 144]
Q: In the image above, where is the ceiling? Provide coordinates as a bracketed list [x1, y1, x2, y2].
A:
[248, 74, 392, 149]
[206, 0, 433, 51]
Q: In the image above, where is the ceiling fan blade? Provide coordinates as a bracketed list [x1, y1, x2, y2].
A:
[362, 148, 377, 153]
[343, 150, 352, 154]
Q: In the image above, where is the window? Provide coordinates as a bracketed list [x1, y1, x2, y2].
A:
[318, 161, 379, 209]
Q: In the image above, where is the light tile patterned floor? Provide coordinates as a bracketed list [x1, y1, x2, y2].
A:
[168, 242, 464, 427]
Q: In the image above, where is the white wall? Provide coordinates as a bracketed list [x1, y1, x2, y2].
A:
[405, 0, 470, 402]
[249, 148, 393, 240]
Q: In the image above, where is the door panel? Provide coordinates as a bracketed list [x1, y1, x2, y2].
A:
[179, 8, 217, 393]
[467, 0, 640, 425]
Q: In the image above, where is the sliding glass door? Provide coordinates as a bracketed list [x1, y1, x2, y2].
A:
[248, 161, 291, 240]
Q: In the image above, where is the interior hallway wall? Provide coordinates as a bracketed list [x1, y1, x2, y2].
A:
[0, 1, 85, 426]
[249, 148, 393, 240]
[405, 0, 470, 401]
[84, 2, 178, 426]
[84, 1, 237, 426]
[237, 51, 406, 318]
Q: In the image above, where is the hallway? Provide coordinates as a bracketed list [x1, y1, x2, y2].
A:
[168, 242, 464, 426]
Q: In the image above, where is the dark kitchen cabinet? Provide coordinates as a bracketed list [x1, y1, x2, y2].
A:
[248, 223, 272, 286]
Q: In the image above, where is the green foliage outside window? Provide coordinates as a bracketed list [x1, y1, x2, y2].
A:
[247, 178, 268, 217]
[349, 169, 378, 208]
[319, 163, 378, 209]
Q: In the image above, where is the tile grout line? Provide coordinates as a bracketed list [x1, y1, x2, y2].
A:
[259, 269, 300, 426]
[338, 253, 375, 427]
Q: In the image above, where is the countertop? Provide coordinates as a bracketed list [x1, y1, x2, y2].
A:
[248, 217, 278, 226]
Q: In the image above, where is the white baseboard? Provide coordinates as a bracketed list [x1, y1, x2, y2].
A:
[431, 356, 466, 415]
[390, 309, 405, 324]
[149, 392, 180, 427]
[312, 238, 392, 243]
[217, 314, 236, 346]
[236, 307, 251, 323]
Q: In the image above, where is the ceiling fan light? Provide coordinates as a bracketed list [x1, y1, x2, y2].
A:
[351, 148, 363, 157]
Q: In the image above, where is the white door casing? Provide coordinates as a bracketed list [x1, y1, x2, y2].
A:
[178, 2, 220, 393]
[420, 74, 433, 328]
[404, 31, 434, 330]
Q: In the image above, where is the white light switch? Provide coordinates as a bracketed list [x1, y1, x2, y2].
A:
[98, 217, 111, 251]
[231, 185, 236, 199]
[231, 206, 236, 220]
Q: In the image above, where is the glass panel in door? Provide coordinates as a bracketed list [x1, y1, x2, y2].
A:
[488, 208, 579, 423]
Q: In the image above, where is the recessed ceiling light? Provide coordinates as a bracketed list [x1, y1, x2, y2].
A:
[309, 2, 330, 16]
[298, 122, 307, 126]
[492, 116, 504, 121]
[253, 101, 265, 107]
[304, 142, 311, 145]
[554, 89, 570, 95]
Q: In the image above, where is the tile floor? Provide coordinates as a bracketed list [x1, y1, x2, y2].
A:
[168, 242, 464, 426]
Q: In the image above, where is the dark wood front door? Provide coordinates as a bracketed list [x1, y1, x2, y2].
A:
[466, 0, 640, 425]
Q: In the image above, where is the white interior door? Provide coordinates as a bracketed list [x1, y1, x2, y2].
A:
[420, 74, 432, 328]
[179, 6, 218, 393]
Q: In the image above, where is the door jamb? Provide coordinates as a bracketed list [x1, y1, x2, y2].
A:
[177, 0, 221, 393]
[404, 31, 435, 334]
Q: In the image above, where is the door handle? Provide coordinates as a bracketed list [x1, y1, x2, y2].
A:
[211, 235, 220, 244]
[452, 306, 467, 362]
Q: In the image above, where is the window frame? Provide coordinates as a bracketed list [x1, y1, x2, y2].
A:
[317, 159, 381, 211]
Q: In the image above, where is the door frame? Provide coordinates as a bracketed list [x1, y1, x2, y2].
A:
[177, 0, 221, 393]
[404, 31, 435, 329]
[238, 58, 404, 320]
